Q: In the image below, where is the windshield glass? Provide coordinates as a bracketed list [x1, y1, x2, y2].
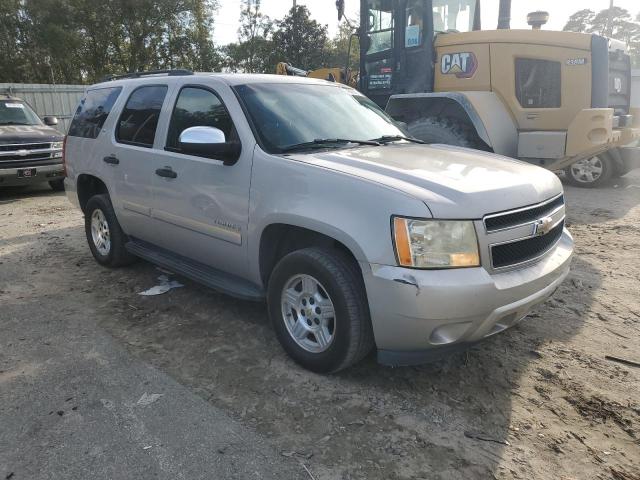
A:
[0, 100, 42, 126]
[432, 0, 477, 33]
[234, 83, 404, 153]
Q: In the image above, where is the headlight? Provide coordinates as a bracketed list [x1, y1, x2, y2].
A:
[51, 142, 63, 150]
[393, 217, 480, 268]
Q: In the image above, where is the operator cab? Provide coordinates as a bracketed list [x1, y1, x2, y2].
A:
[360, 0, 480, 107]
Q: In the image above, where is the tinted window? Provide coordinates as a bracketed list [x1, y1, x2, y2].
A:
[68, 87, 121, 139]
[116, 85, 167, 147]
[515, 59, 561, 108]
[166, 87, 235, 150]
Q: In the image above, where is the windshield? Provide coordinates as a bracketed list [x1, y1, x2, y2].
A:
[0, 100, 42, 126]
[432, 0, 477, 33]
[234, 83, 404, 154]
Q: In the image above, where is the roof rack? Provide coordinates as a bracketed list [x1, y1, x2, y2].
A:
[101, 69, 193, 82]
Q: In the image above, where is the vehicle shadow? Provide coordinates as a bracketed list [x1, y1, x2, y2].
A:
[88, 255, 599, 479]
[0, 211, 607, 479]
[0, 184, 65, 205]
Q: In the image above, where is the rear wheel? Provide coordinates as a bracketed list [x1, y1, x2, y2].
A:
[408, 117, 487, 150]
[49, 179, 65, 191]
[267, 247, 374, 373]
[84, 194, 136, 267]
[564, 154, 613, 188]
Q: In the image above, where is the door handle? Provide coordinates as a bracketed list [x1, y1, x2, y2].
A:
[155, 167, 177, 179]
[103, 155, 119, 165]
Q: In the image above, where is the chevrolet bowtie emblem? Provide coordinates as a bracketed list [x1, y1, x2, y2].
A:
[534, 216, 554, 236]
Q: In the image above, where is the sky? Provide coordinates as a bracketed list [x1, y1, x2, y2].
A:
[212, 0, 640, 46]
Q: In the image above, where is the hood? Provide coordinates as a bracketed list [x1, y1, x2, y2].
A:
[0, 124, 63, 144]
[287, 143, 562, 219]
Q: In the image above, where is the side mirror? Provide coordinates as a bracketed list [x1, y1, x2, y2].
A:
[43, 116, 58, 126]
[178, 126, 241, 165]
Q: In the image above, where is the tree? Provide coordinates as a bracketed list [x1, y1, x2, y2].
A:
[271, 5, 329, 71]
[224, 0, 274, 73]
[564, 6, 640, 67]
[0, 0, 222, 84]
[563, 9, 595, 33]
[325, 21, 360, 74]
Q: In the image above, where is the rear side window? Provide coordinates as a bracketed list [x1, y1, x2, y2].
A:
[116, 85, 168, 148]
[166, 87, 235, 150]
[68, 87, 122, 139]
[515, 58, 561, 108]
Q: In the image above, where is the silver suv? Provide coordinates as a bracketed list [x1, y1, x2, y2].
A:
[64, 71, 573, 372]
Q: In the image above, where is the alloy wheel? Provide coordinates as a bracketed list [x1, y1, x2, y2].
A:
[280, 274, 336, 353]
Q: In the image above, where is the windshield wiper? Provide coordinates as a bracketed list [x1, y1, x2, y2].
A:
[0, 121, 31, 126]
[369, 135, 425, 145]
[280, 138, 380, 153]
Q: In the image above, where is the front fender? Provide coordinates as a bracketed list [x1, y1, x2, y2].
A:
[247, 148, 430, 286]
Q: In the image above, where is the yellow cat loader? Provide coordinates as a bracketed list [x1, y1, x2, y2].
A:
[282, 0, 640, 187]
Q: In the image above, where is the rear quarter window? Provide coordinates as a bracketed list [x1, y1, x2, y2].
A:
[68, 87, 122, 139]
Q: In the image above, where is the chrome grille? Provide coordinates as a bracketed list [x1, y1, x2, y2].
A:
[482, 194, 566, 270]
[484, 194, 564, 233]
[491, 220, 564, 269]
[0, 142, 50, 152]
[0, 142, 62, 168]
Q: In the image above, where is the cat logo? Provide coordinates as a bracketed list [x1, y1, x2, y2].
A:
[440, 52, 478, 78]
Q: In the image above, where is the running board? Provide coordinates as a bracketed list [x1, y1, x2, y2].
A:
[125, 239, 264, 302]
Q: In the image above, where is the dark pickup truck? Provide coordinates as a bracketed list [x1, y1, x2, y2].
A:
[0, 95, 65, 190]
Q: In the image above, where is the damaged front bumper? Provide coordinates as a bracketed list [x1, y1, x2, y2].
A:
[361, 229, 573, 366]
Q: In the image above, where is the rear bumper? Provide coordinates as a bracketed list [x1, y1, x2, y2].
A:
[0, 163, 64, 187]
[361, 229, 573, 366]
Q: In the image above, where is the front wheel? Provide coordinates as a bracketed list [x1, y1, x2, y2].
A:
[267, 248, 374, 373]
[563, 154, 613, 188]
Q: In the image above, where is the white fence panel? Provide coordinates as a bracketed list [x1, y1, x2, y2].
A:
[0, 83, 85, 133]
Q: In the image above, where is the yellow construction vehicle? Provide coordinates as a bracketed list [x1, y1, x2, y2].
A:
[276, 62, 358, 88]
[279, 0, 640, 187]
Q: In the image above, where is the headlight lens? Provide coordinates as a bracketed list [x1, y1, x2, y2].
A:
[51, 142, 63, 150]
[393, 217, 480, 268]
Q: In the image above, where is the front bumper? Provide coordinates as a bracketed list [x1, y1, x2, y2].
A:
[0, 163, 64, 187]
[361, 229, 573, 366]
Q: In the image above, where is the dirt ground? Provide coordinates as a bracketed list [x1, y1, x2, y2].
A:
[1, 172, 639, 480]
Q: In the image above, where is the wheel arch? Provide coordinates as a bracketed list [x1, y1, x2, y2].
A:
[257, 221, 366, 288]
[76, 174, 110, 213]
[386, 91, 518, 157]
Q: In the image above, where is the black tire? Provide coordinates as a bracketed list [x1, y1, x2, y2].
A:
[49, 179, 65, 191]
[267, 247, 374, 373]
[84, 194, 136, 267]
[563, 154, 613, 188]
[408, 116, 487, 150]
